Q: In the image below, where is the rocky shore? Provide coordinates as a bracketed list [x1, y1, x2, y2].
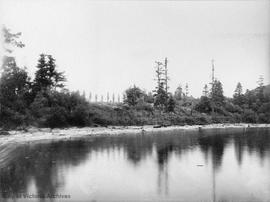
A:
[1, 123, 270, 145]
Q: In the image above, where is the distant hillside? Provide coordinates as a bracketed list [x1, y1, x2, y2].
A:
[249, 84, 270, 97]
[264, 84, 270, 96]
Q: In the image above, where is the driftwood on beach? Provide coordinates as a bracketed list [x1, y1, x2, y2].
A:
[0, 124, 269, 146]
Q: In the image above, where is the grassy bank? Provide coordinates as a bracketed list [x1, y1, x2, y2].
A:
[1, 100, 268, 131]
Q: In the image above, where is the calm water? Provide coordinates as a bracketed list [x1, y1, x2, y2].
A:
[1, 127, 270, 202]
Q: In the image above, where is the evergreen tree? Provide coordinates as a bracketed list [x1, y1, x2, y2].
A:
[0, 62, 31, 116]
[33, 54, 65, 94]
[233, 82, 244, 106]
[47, 55, 65, 89]
[174, 84, 183, 100]
[195, 96, 212, 113]
[211, 79, 224, 107]
[0, 26, 30, 126]
[257, 75, 264, 88]
[167, 94, 176, 112]
[33, 54, 48, 92]
[154, 82, 168, 110]
[257, 75, 264, 101]
[234, 82, 243, 96]
[202, 84, 209, 97]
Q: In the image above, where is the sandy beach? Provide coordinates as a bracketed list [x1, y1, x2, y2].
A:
[1, 123, 270, 146]
[0, 123, 269, 169]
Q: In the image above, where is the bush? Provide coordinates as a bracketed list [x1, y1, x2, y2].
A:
[29, 91, 92, 128]
[195, 96, 211, 113]
[258, 103, 270, 123]
[70, 104, 91, 126]
[242, 109, 258, 123]
[231, 113, 242, 123]
[134, 101, 153, 112]
[194, 114, 212, 125]
[225, 102, 243, 114]
[0, 107, 27, 128]
[46, 106, 68, 128]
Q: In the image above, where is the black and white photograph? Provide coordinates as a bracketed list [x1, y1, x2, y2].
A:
[0, 0, 270, 201]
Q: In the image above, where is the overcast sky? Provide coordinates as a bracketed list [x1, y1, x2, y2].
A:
[0, 0, 269, 99]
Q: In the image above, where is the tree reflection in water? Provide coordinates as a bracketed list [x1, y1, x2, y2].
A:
[0, 127, 269, 201]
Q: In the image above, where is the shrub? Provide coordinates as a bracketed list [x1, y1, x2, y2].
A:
[46, 106, 68, 128]
[134, 101, 153, 112]
[195, 96, 211, 113]
[225, 102, 243, 114]
[242, 109, 258, 123]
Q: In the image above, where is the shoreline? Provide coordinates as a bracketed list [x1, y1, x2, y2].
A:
[0, 123, 270, 167]
[1, 123, 270, 146]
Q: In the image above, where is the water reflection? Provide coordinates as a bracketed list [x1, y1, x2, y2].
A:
[156, 143, 172, 196]
[234, 129, 270, 163]
[0, 127, 269, 201]
[199, 134, 228, 170]
[0, 140, 92, 202]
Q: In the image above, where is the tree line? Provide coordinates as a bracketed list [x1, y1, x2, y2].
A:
[123, 64, 270, 124]
[0, 27, 91, 128]
[0, 27, 269, 129]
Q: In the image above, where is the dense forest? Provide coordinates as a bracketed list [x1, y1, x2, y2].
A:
[0, 27, 269, 129]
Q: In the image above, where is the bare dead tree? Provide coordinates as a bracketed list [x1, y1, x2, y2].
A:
[153, 58, 170, 110]
[164, 57, 169, 95]
[210, 59, 215, 114]
[155, 61, 164, 88]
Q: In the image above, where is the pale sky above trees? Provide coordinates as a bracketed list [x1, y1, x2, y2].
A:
[0, 0, 269, 98]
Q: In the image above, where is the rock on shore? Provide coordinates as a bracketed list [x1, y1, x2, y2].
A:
[0, 123, 269, 146]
